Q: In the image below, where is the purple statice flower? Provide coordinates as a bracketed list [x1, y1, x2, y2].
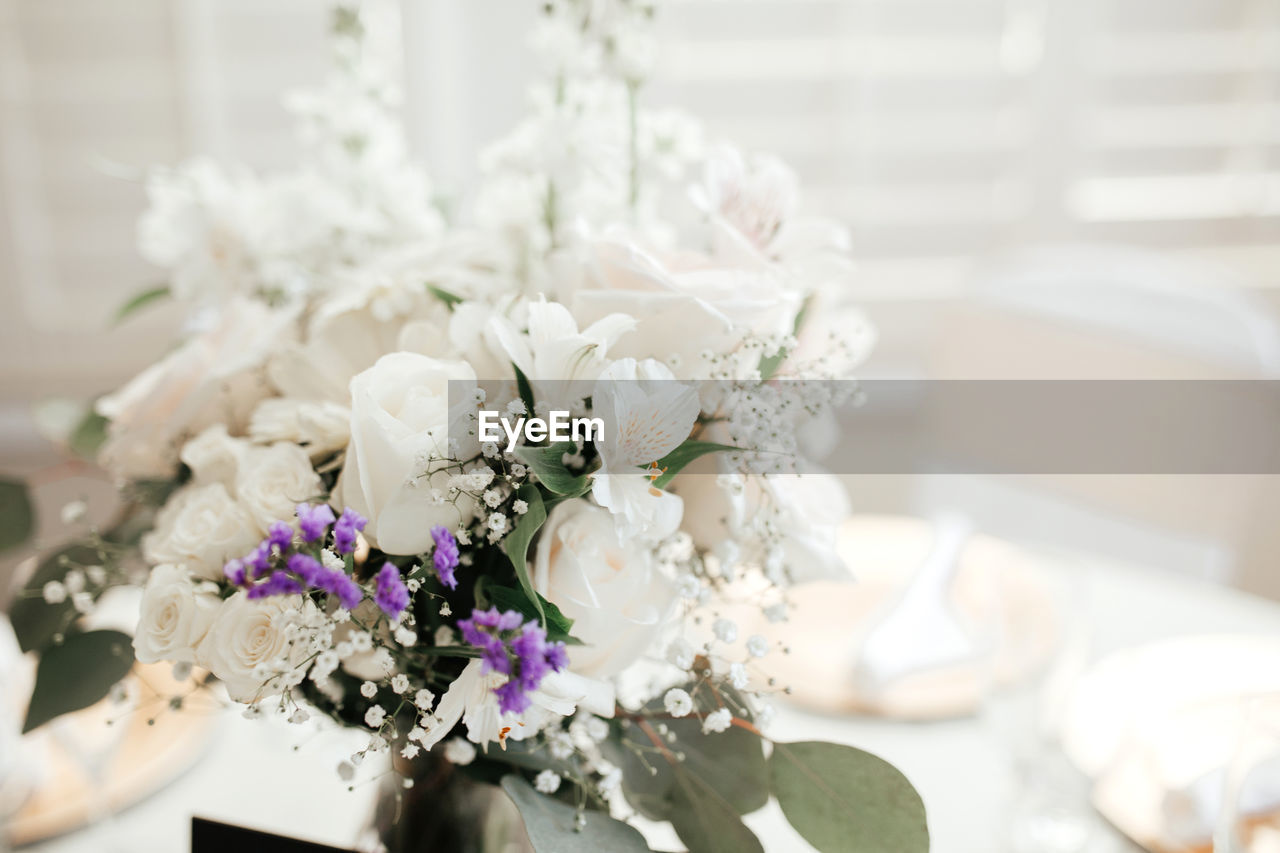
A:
[223, 558, 247, 586]
[267, 521, 294, 552]
[373, 563, 409, 620]
[296, 503, 336, 543]
[247, 570, 304, 599]
[457, 607, 568, 715]
[430, 526, 460, 589]
[245, 542, 273, 579]
[312, 567, 362, 611]
[287, 553, 325, 586]
[494, 681, 530, 715]
[333, 508, 368, 555]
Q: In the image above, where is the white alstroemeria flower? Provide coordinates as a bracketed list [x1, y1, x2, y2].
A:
[692, 145, 854, 286]
[590, 358, 699, 542]
[419, 659, 614, 752]
[693, 145, 799, 253]
[490, 296, 635, 388]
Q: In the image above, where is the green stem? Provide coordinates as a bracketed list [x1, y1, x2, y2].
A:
[627, 80, 640, 213]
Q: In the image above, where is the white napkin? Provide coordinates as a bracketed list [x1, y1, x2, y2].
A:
[1162, 750, 1280, 847]
[852, 514, 980, 698]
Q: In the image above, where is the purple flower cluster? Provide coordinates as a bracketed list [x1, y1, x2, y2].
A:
[457, 607, 569, 715]
[283, 553, 362, 610]
[431, 526, 460, 589]
[333, 508, 367, 554]
[297, 503, 336, 542]
[374, 563, 409, 620]
[223, 503, 368, 612]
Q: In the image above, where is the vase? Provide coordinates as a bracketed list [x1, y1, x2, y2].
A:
[372, 752, 532, 853]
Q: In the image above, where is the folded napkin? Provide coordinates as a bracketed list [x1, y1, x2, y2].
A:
[1162, 750, 1280, 847]
[852, 514, 980, 700]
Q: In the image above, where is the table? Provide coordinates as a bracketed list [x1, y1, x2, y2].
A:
[21, 554, 1280, 853]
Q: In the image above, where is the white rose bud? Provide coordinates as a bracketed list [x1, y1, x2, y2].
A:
[532, 501, 677, 678]
[142, 483, 262, 581]
[180, 424, 247, 487]
[234, 443, 323, 531]
[330, 353, 479, 555]
[196, 592, 311, 702]
[133, 564, 220, 664]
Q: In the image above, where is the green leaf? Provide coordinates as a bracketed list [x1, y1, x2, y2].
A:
[501, 484, 546, 624]
[512, 362, 537, 418]
[68, 409, 109, 460]
[426, 284, 463, 311]
[515, 442, 590, 497]
[10, 543, 101, 653]
[485, 585, 579, 644]
[501, 775, 652, 853]
[113, 285, 170, 325]
[0, 478, 33, 553]
[607, 693, 769, 853]
[612, 714, 769, 821]
[770, 741, 929, 853]
[648, 440, 739, 490]
[758, 348, 788, 381]
[609, 713, 766, 852]
[23, 630, 134, 733]
[664, 772, 764, 853]
[759, 295, 811, 380]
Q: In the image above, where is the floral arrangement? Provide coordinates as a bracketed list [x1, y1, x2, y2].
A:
[10, 2, 926, 851]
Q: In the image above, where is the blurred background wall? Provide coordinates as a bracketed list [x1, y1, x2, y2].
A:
[2, 0, 1279, 596]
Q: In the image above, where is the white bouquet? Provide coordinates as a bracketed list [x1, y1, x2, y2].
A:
[11, 3, 924, 851]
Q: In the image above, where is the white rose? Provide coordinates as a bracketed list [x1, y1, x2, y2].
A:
[133, 564, 220, 664]
[331, 352, 478, 555]
[180, 424, 248, 487]
[249, 398, 351, 457]
[196, 592, 312, 703]
[568, 236, 801, 374]
[234, 442, 324, 530]
[142, 483, 262, 581]
[533, 500, 677, 678]
[96, 296, 297, 480]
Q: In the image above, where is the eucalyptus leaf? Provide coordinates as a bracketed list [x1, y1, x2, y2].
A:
[10, 542, 103, 653]
[770, 741, 929, 853]
[609, 716, 766, 853]
[0, 478, 33, 552]
[23, 630, 134, 733]
[501, 484, 546, 624]
[113, 285, 170, 325]
[648, 440, 739, 489]
[68, 409, 109, 460]
[607, 695, 770, 853]
[501, 775, 652, 853]
[515, 442, 590, 497]
[665, 773, 764, 853]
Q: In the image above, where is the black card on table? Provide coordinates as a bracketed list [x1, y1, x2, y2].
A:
[192, 817, 359, 853]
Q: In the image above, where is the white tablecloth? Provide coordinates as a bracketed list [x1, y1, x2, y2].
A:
[21, 555, 1280, 853]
